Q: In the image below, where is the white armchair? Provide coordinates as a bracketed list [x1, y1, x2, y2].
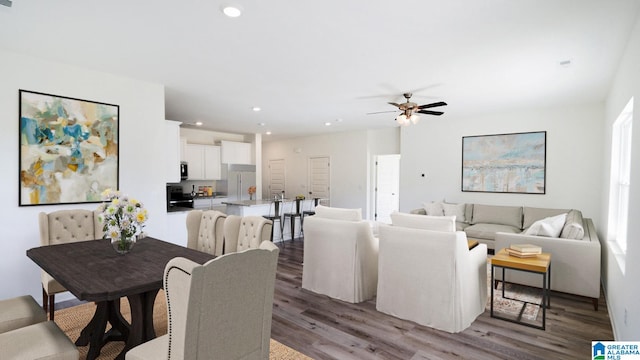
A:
[302, 205, 378, 303]
[126, 242, 280, 360]
[186, 210, 226, 255]
[223, 215, 272, 254]
[376, 212, 487, 333]
[38, 209, 103, 320]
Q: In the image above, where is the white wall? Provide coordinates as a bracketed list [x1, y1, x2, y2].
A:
[400, 104, 604, 223]
[601, 14, 640, 340]
[0, 50, 167, 302]
[262, 128, 399, 219]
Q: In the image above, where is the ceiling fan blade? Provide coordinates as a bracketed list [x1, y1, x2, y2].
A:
[367, 110, 399, 115]
[417, 110, 444, 116]
[387, 102, 401, 107]
[418, 101, 447, 109]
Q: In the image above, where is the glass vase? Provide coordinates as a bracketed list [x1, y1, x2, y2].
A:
[111, 236, 136, 254]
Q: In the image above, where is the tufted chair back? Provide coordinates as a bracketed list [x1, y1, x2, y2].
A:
[38, 209, 103, 320]
[186, 210, 226, 256]
[223, 215, 272, 254]
[39, 209, 103, 246]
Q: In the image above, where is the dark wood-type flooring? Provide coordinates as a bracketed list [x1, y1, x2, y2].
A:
[271, 238, 614, 360]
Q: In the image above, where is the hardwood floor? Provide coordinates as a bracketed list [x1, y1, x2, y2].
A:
[271, 238, 613, 360]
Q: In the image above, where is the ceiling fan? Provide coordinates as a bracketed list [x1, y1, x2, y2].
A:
[368, 92, 447, 126]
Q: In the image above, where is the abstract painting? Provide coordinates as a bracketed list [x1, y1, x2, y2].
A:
[19, 90, 119, 205]
[462, 131, 546, 194]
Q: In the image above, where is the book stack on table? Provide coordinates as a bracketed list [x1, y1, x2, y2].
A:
[506, 243, 542, 258]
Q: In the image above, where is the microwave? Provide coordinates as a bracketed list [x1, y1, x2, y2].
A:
[180, 162, 188, 180]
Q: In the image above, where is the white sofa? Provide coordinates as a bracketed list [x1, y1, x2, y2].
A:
[302, 206, 378, 303]
[413, 203, 601, 309]
[376, 212, 487, 333]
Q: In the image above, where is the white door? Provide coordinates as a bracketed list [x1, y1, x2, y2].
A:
[375, 154, 400, 223]
[308, 156, 330, 204]
[268, 159, 285, 199]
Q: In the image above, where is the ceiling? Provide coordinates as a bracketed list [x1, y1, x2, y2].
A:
[1, 1, 639, 141]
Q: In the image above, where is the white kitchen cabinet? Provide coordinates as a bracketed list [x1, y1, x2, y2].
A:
[221, 140, 253, 165]
[165, 120, 182, 183]
[193, 197, 212, 209]
[185, 144, 221, 180]
[180, 137, 188, 162]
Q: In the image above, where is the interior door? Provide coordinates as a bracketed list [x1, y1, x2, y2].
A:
[268, 159, 285, 199]
[308, 156, 330, 205]
[375, 154, 400, 223]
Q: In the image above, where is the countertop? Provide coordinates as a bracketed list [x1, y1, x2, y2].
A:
[223, 198, 308, 207]
[192, 195, 228, 199]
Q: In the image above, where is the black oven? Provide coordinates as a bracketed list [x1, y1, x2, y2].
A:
[167, 185, 194, 211]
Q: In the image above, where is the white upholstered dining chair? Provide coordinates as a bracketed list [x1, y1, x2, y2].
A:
[38, 209, 103, 320]
[125, 241, 280, 360]
[0, 295, 78, 359]
[186, 210, 226, 255]
[376, 212, 487, 333]
[302, 205, 379, 303]
[223, 215, 272, 254]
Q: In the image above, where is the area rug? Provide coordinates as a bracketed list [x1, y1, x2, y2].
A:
[487, 262, 542, 322]
[54, 291, 311, 360]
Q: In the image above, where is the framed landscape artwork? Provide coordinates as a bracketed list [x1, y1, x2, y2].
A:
[461, 131, 546, 194]
[19, 90, 119, 206]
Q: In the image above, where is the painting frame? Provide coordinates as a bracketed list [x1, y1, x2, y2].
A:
[461, 131, 546, 194]
[19, 89, 119, 206]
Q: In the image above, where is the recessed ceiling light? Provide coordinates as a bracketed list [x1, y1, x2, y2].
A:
[559, 59, 572, 67]
[222, 5, 242, 18]
[258, 122, 266, 126]
[335, 118, 343, 122]
[324, 122, 332, 126]
[195, 121, 203, 126]
[266, 131, 272, 135]
[252, 107, 261, 112]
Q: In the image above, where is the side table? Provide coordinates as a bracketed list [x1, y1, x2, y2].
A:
[490, 248, 551, 330]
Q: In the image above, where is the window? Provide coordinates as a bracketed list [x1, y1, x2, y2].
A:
[608, 97, 633, 256]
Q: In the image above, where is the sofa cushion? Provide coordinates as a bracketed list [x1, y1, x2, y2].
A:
[471, 204, 523, 229]
[442, 203, 466, 223]
[422, 202, 444, 216]
[390, 212, 456, 232]
[523, 207, 569, 229]
[315, 205, 362, 221]
[560, 209, 585, 240]
[456, 222, 470, 232]
[465, 223, 520, 240]
[524, 213, 567, 237]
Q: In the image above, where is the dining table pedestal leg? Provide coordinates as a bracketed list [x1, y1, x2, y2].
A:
[117, 289, 159, 360]
[76, 300, 130, 360]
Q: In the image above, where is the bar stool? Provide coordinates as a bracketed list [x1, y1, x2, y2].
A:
[301, 197, 321, 234]
[283, 198, 303, 241]
[263, 199, 284, 246]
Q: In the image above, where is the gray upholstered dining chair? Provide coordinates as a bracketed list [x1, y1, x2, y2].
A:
[0, 295, 78, 359]
[223, 215, 272, 254]
[186, 210, 226, 255]
[38, 209, 103, 320]
[125, 241, 280, 360]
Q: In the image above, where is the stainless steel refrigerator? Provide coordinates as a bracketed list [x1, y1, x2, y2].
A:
[227, 164, 256, 201]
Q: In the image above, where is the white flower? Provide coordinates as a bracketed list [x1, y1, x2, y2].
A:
[98, 190, 148, 241]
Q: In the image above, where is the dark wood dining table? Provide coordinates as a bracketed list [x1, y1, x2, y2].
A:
[27, 236, 215, 360]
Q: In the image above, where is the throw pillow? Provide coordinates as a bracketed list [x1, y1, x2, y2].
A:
[560, 209, 585, 239]
[524, 213, 567, 237]
[422, 202, 444, 216]
[442, 202, 466, 223]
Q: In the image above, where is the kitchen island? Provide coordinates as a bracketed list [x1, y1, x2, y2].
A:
[223, 199, 313, 242]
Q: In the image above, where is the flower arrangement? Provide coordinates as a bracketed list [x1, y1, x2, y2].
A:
[247, 186, 256, 195]
[97, 189, 148, 252]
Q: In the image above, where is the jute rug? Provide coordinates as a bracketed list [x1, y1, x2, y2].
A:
[54, 291, 311, 360]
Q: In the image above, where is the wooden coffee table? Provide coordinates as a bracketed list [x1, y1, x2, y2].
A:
[490, 248, 551, 330]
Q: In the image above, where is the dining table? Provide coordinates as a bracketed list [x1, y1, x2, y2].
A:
[26, 236, 215, 360]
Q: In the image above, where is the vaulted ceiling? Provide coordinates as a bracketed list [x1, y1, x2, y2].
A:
[1, 0, 638, 140]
